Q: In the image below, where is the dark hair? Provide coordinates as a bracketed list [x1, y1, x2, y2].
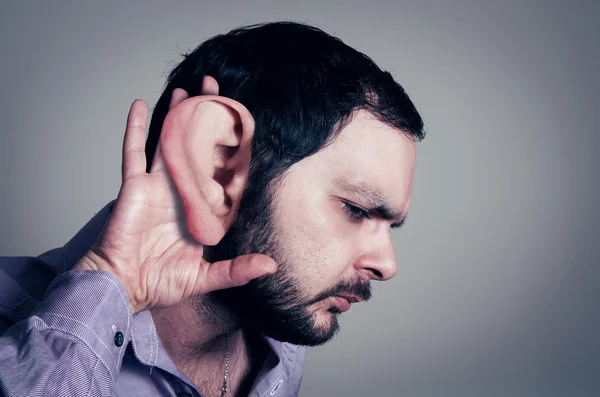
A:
[146, 22, 424, 253]
[147, 21, 423, 162]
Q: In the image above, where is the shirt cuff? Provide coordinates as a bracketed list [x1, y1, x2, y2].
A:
[31, 270, 133, 381]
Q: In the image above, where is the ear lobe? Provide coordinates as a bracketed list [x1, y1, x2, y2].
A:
[160, 95, 255, 246]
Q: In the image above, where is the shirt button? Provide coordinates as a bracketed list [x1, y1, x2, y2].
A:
[114, 331, 124, 347]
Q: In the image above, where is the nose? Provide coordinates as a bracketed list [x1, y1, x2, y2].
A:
[354, 228, 398, 281]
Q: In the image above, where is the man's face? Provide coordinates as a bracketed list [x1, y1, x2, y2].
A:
[215, 109, 416, 345]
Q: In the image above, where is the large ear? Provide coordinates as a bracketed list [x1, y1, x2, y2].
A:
[150, 76, 219, 173]
[160, 95, 255, 246]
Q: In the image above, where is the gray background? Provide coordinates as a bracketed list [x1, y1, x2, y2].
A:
[1, 1, 598, 396]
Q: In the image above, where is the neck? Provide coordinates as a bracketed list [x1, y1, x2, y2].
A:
[150, 294, 266, 396]
[151, 294, 240, 356]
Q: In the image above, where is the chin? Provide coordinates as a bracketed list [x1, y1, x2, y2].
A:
[212, 274, 341, 346]
[262, 308, 342, 347]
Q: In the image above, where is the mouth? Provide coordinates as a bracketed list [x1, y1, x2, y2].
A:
[337, 294, 363, 303]
[328, 295, 363, 313]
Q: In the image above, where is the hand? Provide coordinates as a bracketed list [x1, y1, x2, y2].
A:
[74, 81, 277, 313]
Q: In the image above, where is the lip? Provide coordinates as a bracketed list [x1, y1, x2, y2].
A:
[336, 294, 363, 304]
[329, 296, 351, 312]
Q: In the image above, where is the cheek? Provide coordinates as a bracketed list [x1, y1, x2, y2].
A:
[274, 187, 351, 293]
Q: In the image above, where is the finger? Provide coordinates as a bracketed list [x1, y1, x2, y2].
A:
[200, 75, 219, 95]
[169, 88, 189, 110]
[122, 99, 149, 181]
[200, 254, 277, 293]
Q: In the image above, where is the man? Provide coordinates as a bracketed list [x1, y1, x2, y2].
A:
[0, 22, 424, 397]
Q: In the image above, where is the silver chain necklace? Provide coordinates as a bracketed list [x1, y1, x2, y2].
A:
[220, 335, 230, 396]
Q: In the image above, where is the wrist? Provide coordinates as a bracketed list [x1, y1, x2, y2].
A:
[73, 251, 143, 313]
[73, 253, 100, 272]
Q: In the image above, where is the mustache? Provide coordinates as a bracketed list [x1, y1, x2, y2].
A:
[305, 276, 372, 306]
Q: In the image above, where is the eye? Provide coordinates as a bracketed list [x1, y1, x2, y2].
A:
[341, 201, 371, 223]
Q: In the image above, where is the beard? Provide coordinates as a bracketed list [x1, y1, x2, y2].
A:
[204, 180, 372, 346]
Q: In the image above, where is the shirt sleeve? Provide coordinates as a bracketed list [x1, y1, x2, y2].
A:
[0, 270, 133, 397]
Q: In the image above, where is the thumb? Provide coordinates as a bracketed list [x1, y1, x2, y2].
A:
[199, 254, 277, 293]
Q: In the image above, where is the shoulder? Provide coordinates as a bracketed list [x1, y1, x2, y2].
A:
[0, 201, 116, 331]
[0, 254, 60, 329]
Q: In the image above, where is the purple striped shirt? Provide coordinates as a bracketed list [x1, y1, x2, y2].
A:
[0, 202, 306, 396]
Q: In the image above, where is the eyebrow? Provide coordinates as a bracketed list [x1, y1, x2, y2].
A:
[333, 178, 407, 228]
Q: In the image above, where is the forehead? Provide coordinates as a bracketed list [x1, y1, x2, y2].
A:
[318, 110, 416, 209]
